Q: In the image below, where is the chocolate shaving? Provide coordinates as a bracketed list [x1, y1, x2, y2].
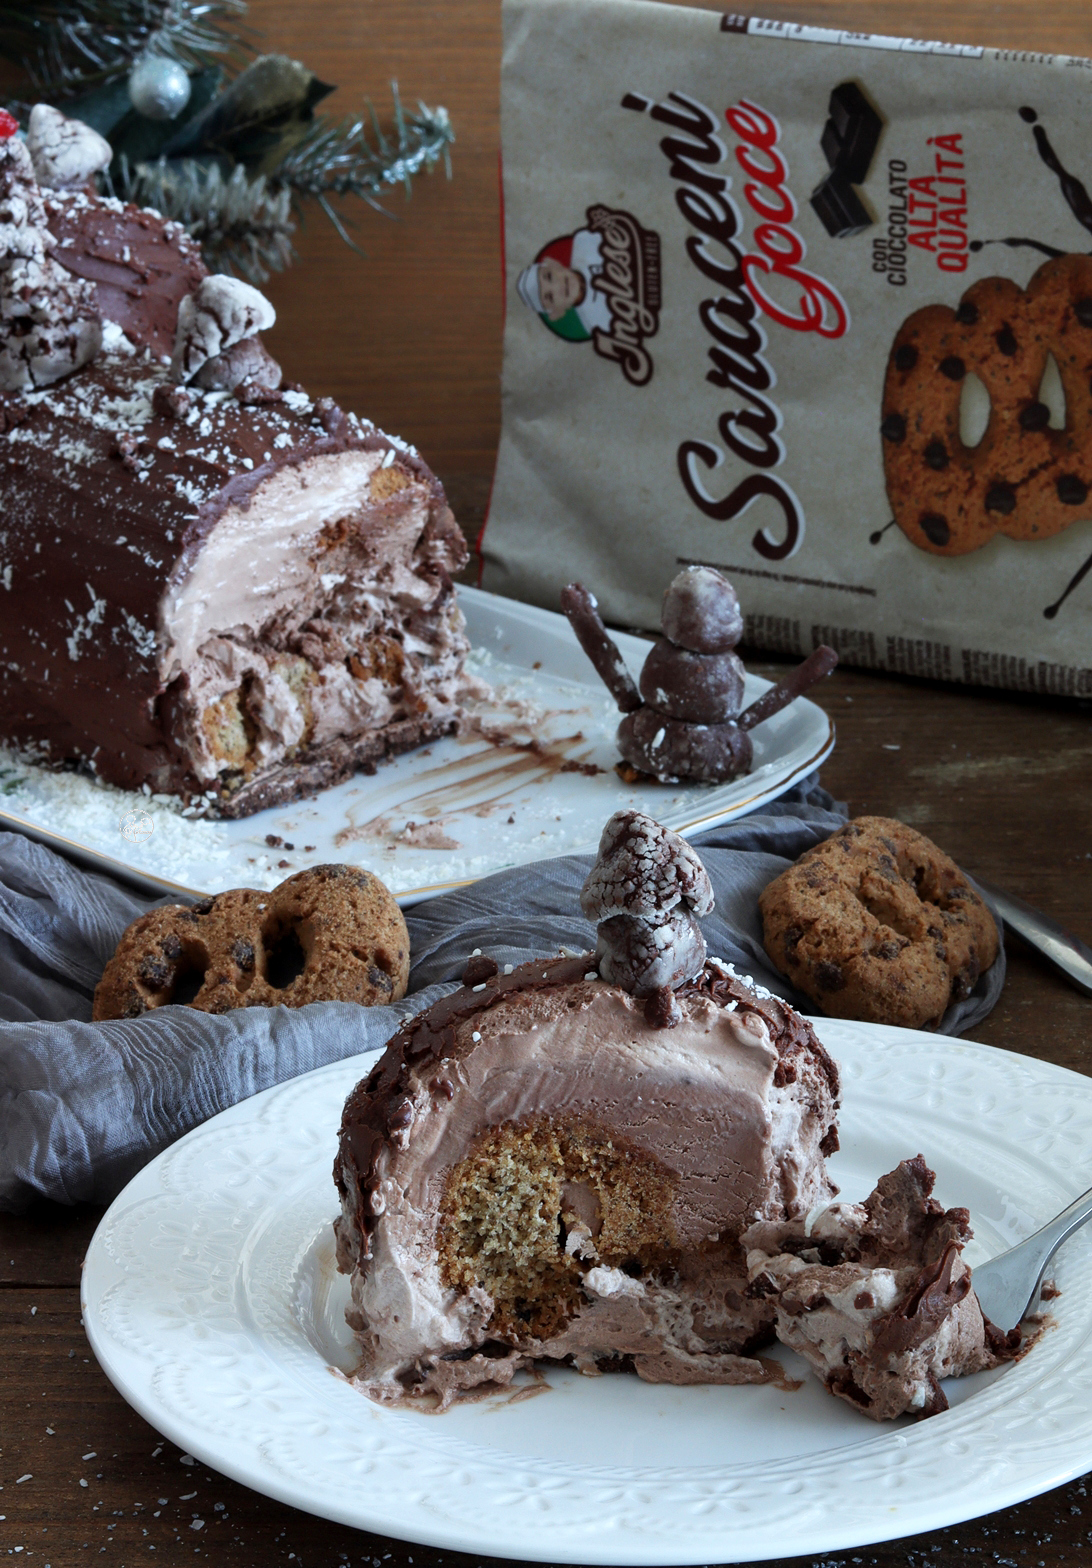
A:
[152, 384, 192, 420]
[643, 984, 681, 1028]
[110, 432, 141, 472]
[235, 377, 283, 405]
[983, 1319, 1024, 1357]
[921, 1371, 949, 1417]
[827, 1369, 872, 1408]
[316, 397, 348, 437]
[869, 1240, 970, 1357]
[462, 953, 499, 986]
[0, 397, 27, 434]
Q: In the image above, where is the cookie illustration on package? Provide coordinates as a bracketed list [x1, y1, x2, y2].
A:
[881, 254, 1092, 561]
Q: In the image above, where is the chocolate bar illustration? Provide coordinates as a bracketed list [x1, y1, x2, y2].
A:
[810, 166, 872, 239]
[812, 80, 883, 238]
[824, 81, 883, 184]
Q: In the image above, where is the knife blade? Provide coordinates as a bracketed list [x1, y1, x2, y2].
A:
[973, 876, 1092, 998]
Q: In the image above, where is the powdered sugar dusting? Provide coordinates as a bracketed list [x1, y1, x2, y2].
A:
[0, 743, 231, 890]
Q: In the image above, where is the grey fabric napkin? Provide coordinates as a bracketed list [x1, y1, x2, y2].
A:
[0, 776, 1005, 1211]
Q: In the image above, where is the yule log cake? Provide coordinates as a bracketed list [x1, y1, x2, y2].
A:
[334, 813, 843, 1406]
[0, 109, 471, 818]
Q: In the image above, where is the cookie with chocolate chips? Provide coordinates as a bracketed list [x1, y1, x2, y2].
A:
[759, 817, 999, 1030]
[880, 255, 1092, 556]
[93, 864, 409, 1019]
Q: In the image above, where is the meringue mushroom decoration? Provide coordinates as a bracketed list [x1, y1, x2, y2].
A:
[0, 115, 104, 392]
[170, 273, 282, 396]
[25, 104, 111, 191]
[561, 566, 838, 784]
[581, 810, 714, 1017]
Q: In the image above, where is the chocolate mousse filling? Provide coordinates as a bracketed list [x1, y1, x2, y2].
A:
[744, 1154, 1023, 1420]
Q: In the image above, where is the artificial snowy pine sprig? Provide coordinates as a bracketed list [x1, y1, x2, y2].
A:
[0, 0, 247, 98]
[117, 156, 293, 282]
[119, 87, 454, 278]
[274, 91, 454, 246]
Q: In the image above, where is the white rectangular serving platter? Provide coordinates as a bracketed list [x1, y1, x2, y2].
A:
[0, 586, 833, 903]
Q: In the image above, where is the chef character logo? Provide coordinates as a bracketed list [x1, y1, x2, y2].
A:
[516, 204, 662, 386]
[119, 808, 154, 843]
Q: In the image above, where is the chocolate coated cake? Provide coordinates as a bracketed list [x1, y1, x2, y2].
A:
[333, 813, 1026, 1415]
[333, 951, 841, 1407]
[0, 121, 470, 816]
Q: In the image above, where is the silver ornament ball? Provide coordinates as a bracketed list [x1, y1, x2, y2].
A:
[128, 56, 192, 121]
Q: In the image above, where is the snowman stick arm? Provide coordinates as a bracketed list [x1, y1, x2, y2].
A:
[737, 645, 838, 732]
[560, 583, 643, 713]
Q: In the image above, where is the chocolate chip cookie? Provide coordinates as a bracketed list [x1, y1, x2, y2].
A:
[881, 255, 1092, 555]
[759, 817, 999, 1029]
[93, 864, 409, 1020]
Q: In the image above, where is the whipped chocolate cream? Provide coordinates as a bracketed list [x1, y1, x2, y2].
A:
[0, 184, 470, 815]
[333, 953, 840, 1406]
[744, 1155, 1022, 1420]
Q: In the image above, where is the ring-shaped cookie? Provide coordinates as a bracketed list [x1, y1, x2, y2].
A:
[881, 254, 1092, 556]
[759, 817, 999, 1030]
[92, 864, 409, 1019]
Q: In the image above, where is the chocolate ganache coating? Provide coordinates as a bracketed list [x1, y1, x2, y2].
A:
[46, 187, 207, 358]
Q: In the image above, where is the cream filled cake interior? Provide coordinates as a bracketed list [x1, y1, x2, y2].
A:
[160, 444, 470, 797]
[334, 954, 841, 1406]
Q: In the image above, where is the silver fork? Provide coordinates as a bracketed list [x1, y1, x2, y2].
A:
[970, 1185, 1092, 1331]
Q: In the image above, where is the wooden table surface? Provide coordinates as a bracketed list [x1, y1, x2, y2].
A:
[4, 0, 1092, 1564]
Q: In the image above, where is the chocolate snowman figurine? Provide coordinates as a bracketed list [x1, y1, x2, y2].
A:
[561, 566, 838, 784]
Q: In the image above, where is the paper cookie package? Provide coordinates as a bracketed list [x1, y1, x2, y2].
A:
[481, 0, 1092, 696]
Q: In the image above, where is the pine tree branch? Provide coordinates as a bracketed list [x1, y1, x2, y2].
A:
[272, 86, 453, 219]
[116, 154, 294, 283]
[0, 0, 248, 100]
[106, 80, 454, 282]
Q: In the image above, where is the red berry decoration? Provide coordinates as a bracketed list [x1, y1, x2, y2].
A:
[0, 109, 19, 139]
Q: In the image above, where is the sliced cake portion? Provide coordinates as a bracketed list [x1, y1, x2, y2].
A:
[334, 815, 1028, 1418]
[333, 950, 841, 1407]
[0, 337, 469, 814]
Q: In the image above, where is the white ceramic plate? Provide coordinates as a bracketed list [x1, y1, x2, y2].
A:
[83, 1022, 1092, 1565]
[0, 586, 833, 904]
